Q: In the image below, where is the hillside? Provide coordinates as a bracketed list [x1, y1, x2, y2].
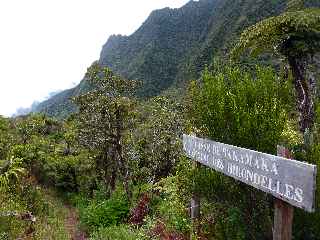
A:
[33, 0, 320, 118]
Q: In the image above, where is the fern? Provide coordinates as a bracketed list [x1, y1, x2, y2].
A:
[0, 156, 25, 191]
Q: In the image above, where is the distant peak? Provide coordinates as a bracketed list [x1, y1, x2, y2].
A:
[108, 34, 125, 40]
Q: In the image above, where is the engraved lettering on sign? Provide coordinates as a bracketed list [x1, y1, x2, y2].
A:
[183, 134, 317, 212]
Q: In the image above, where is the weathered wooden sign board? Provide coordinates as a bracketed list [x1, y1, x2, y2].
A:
[183, 134, 317, 213]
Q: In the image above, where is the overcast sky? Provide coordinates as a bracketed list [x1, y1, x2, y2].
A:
[0, 0, 189, 117]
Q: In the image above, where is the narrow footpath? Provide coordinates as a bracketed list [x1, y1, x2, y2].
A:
[64, 205, 87, 240]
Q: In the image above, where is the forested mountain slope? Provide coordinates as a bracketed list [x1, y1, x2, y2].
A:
[34, 0, 320, 118]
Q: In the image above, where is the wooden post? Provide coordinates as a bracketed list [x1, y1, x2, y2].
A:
[190, 194, 200, 219]
[273, 146, 294, 240]
[190, 161, 201, 239]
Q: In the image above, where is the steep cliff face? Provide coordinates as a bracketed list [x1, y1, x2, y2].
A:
[99, 0, 223, 97]
[34, 0, 320, 118]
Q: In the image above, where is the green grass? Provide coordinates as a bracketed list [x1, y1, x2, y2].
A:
[0, 187, 71, 240]
[33, 188, 70, 240]
[89, 225, 146, 240]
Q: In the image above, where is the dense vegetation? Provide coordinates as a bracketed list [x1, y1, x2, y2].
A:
[2, 62, 320, 238]
[2, 0, 320, 239]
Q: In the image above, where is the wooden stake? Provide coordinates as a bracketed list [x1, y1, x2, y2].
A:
[273, 146, 294, 240]
[190, 161, 201, 239]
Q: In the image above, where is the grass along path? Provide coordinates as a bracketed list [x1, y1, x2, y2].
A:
[64, 205, 87, 240]
[32, 188, 86, 240]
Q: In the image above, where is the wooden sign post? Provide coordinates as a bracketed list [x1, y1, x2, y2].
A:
[273, 146, 294, 240]
[183, 134, 317, 239]
[190, 161, 201, 238]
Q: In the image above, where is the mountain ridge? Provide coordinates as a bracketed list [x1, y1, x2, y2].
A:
[33, 0, 320, 118]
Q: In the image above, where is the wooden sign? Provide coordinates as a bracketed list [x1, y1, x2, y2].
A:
[183, 134, 317, 212]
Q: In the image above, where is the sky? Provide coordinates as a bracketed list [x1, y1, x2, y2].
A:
[0, 0, 189, 117]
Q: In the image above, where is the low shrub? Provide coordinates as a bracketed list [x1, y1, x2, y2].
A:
[129, 193, 151, 225]
[89, 225, 144, 240]
[154, 177, 191, 234]
[78, 187, 130, 232]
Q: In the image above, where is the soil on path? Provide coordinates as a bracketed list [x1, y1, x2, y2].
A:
[65, 206, 87, 240]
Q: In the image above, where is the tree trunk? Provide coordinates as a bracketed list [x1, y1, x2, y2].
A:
[288, 56, 315, 133]
[115, 107, 132, 200]
[106, 149, 117, 192]
[110, 159, 117, 192]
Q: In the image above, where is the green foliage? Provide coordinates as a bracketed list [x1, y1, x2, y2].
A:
[74, 62, 137, 196]
[280, 119, 304, 147]
[34, 0, 320, 118]
[232, 4, 320, 133]
[0, 157, 25, 192]
[10, 114, 94, 193]
[0, 117, 13, 160]
[289, 105, 320, 239]
[187, 64, 290, 239]
[15, 114, 62, 143]
[89, 225, 144, 240]
[189, 64, 290, 153]
[0, 183, 69, 240]
[0, 194, 27, 239]
[31, 189, 70, 240]
[231, 14, 320, 237]
[232, 7, 320, 60]
[99, 0, 223, 97]
[287, 0, 305, 11]
[216, 207, 246, 240]
[78, 187, 130, 232]
[130, 95, 184, 182]
[290, 144, 320, 239]
[154, 176, 191, 233]
[2, 3, 320, 238]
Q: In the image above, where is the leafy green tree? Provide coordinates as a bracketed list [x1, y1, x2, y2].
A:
[189, 65, 290, 153]
[130, 95, 184, 183]
[15, 114, 62, 144]
[188, 65, 291, 239]
[232, 3, 320, 133]
[74, 62, 138, 197]
[62, 115, 78, 156]
[11, 114, 85, 192]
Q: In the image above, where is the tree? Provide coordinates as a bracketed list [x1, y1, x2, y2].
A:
[73, 62, 138, 197]
[130, 95, 184, 183]
[188, 65, 291, 239]
[232, 4, 320, 134]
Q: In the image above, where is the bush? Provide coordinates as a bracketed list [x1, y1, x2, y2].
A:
[79, 187, 130, 232]
[292, 138, 320, 239]
[189, 64, 291, 153]
[0, 193, 28, 240]
[187, 64, 291, 239]
[89, 225, 144, 240]
[154, 176, 191, 233]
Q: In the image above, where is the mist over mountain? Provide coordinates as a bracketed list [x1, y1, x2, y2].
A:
[13, 101, 40, 117]
[33, 0, 320, 118]
[13, 90, 62, 117]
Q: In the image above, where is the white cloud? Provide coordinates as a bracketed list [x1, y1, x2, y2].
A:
[0, 0, 189, 117]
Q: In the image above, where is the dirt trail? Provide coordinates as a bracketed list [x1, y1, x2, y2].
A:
[65, 206, 87, 240]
